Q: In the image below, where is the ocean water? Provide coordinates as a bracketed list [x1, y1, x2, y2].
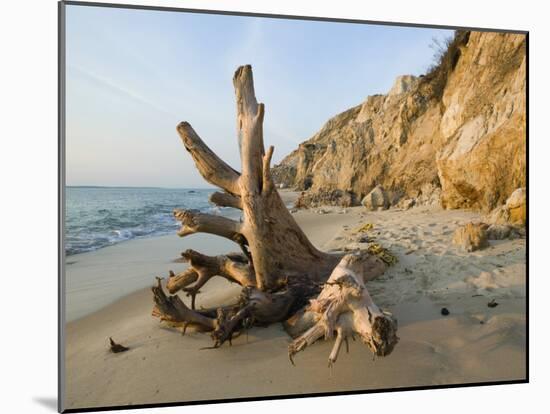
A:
[65, 187, 232, 256]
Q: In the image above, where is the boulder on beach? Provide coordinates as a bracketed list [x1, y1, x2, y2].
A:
[506, 188, 526, 224]
[361, 185, 389, 211]
[452, 222, 489, 252]
[485, 187, 526, 226]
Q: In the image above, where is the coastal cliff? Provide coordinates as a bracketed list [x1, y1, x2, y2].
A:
[272, 31, 526, 212]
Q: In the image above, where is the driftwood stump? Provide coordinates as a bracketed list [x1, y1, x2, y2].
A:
[151, 65, 398, 365]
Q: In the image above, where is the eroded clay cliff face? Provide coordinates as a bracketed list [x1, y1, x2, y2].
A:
[272, 31, 526, 212]
[436, 32, 526, 210]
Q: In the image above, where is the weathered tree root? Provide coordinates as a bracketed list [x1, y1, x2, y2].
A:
[150, 64, 399, 365]
[153, 251, 396, 366]
[285, 254, 398, 366]
[152, 277, 315, 347]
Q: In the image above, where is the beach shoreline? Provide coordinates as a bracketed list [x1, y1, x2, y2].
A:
[65, 190, 304, 322]
[64, 198, 526, 410]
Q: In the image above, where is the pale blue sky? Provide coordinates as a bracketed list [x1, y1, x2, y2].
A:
[65, 4, 453, 187]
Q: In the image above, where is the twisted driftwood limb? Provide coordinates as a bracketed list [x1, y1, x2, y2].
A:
[165, 268, 198, 294]
[174, 208, 250, 264]
[162, 250, 254, 309]
[152, 277, 216, 330]
[286, 254, 398, 366]
[174, 209, 242, 240]
[152, 65, 398, 363]
[177, 122, 240, 196]
[209, 191, 243, 210]
[181, 250, 255, 287]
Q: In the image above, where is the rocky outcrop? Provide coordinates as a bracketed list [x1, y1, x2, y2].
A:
[295, 189, 356, 208]
[435, 34, 526, 211]
[272, 31, 526, 213]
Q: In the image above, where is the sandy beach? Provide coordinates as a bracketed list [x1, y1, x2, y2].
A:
[64, 191, 526, 410]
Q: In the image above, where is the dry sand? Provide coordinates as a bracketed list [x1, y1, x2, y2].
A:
[64, 195, 526, 410]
